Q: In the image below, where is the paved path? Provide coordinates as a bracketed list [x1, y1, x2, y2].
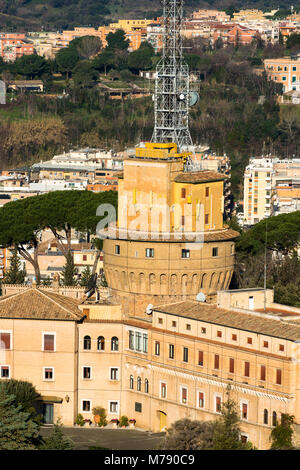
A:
[40, 426, 165, 450]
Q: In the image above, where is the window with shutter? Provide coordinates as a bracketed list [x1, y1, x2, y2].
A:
[244, 361, 250, 377]
[0, 332, 11, 349]
[43, 334, 55, 351]
[214, 354, 219, 370]
[229, 358, 234, 374]
[198, 351, 203, 366]
[276, 369, 282, 385]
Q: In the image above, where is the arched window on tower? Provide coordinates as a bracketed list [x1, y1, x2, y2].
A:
[272, 411, 277, 427]
[83, 335, 91, 350]
[97, 336, 105, 351]
[130, 375, 134, 389]
[145, 378, 149, 393]
[111, 336, 119, 351]
[137, 376, 141, 391]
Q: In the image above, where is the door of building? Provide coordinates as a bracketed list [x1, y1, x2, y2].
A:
[158, 411, 167, 431]
[43, 403, 54, 424]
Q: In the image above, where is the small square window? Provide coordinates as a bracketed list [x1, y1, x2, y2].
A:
[110, 368, 119, 381]
[158, 318, 163, 324]
[247, 337, 252, 345]
[109, 401, 119, 413]
[263, 341, 269, 348]
[83, 367, 91, 379]
[82, 400, 91, 412]
[186, 324, 191, 331]
[201, 327, 206, 334]
[1, 366, 10, 378]
[279, 344, 284, 352]
[135, 402, 142, 413]
[44, 367, 54, 380]
[181, 249, 190, 259]
[232, 334, 237, 341]
[146, 248, 154, 258]
[172, 321, 177, 327]
[217, 331, 222, 338]
[212, 247, 218, 257]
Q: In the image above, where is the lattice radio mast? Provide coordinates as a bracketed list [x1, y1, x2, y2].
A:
[152, 0, 193, 152]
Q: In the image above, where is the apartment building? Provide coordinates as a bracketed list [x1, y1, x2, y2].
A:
[243, 157, 300, 225]
[191, 9, 230, 22]
[243, 157, 274, 226]
[212, 23, 260, 46]
[1, 285, 300, 449]
[0, 33, 35, 62]
[264, 55, 300, 93]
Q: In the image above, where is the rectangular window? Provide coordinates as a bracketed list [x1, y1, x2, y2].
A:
[172, 321, 177, 327]
[217, 330, 222, 338]
[143, 334, 148, 353]
[183, 347, 188, 362]
[43, 333, 55, 352]
[146, 248, 154, 258]
[129, 331, 134, 350]
[109, 401, 119, 413]
[186, 324, 191, 331]
[247, 337, 252, 344]
[44, 367, 54, 380]
[158, 318, 163, 324]
[279, 344, 284, 352]
[201, 327, 206, 334]
[205, 187, 209, 197]
[83, 367, 91, 379]
[0, 332, 11, 350]
[135, 402, 142, 413]
[155, 341, 160, 356]
[198, 350, 204, 366]
[0, 366, 10, 378]
[263, 341, 269, 348]
[181, 188, 186, 198]
[232, 334, 237, 341]
[135, 332, 142, 351]
[110, 368, 119, 381]
[181, 216, 185, 226]
[83, 255, 87, 261]
[276, 369, 282, 385]
[82, 400, 91, 412]
[242, 403, 248, 420]
[260, 365, 266, 381]
[212, 247, 218, 257]
[160, 382, 167, 398]
[215, 396, 221, 413]
[205, 214, 209, 225]
[181, 249, 190, 259]
[198, 392, 204, 408]
[244, 361, 250, 377]
[115, 245, 120, 255]
[181, 387, 187, 404]
[229, 358, 234, 374]
[214, 354, 220, 370]
[169, 344, 174, 359]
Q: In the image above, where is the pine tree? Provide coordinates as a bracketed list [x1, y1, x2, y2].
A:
[270, 413, 295, 450]
[3, 247, 26, 285]
[61, 251, 77, 286]
[40, 419, 74, 450]
[0, 388, 40, 450]
[79, 265, 92, 287]
[212, 388, 254, 450]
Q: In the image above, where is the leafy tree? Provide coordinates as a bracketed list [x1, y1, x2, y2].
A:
[76, 36, 103, 60]
[0, 379, 40, 414]
[93, 49, 116, 75]
[61, 250, 77, 286]
[270, 413, 295, 450]
[128, 43, 155, 72]
[56, 47, 79, 79]
[161, 418, 215, 450]
[3, 247, 26, 285]
[39, 419, 74, 450]
[0, 387, 40, 450]
[79, 265, 93, 287]
[13, 54, 49, 79]
[73, 61, 99, 88]
[212, 388, 254, 450]
[106, 29, 129, 51]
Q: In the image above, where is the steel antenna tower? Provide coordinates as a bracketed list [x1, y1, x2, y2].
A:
[152, 0, 193, 152]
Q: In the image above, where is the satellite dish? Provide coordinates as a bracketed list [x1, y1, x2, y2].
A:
[196, 292, 206, 303]
[146, 304, 153, 315]
[189, 91, 199, 107]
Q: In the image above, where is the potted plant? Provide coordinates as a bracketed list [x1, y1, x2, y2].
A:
[75, 414, 85, 427]
[129, 419, 136, 429]
[84, 419, 92, 427]
[110, 418, 119, 429]
[119, 415, 129, 428]
[92, 406, 107, 426]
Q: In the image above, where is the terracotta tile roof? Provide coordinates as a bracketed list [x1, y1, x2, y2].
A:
[154, 300, 300, 341]
[38, 238, 92, 254]
[174, 171, 226, 184]
[0, 288, 84, 321]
